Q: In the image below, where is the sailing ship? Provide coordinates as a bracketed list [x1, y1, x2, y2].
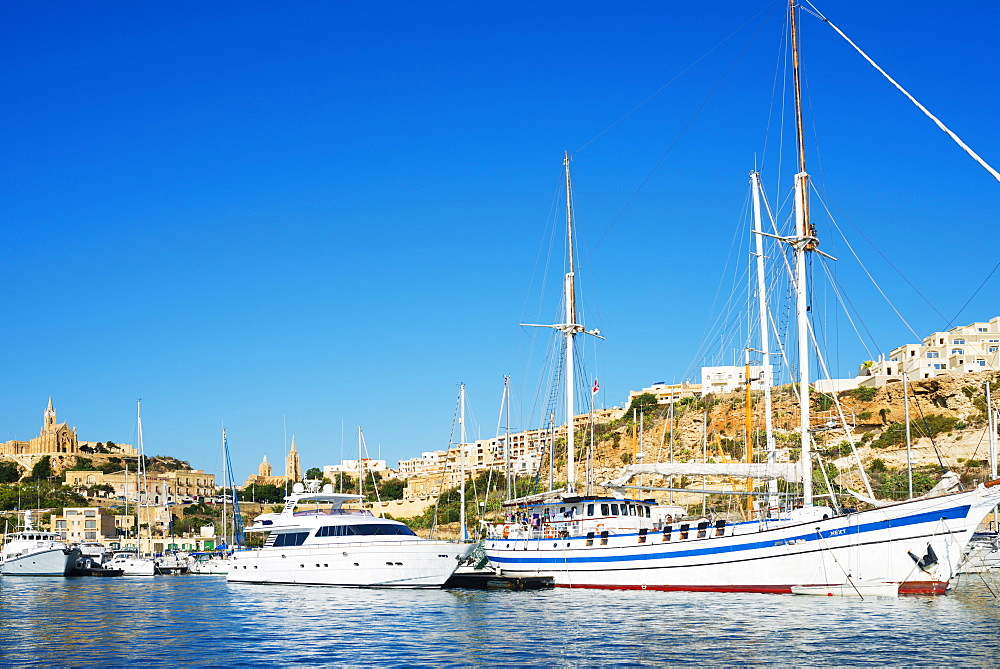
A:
[481, 1, 1000, 594]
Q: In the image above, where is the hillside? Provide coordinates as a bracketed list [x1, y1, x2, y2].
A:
[554, 371, 999, 509]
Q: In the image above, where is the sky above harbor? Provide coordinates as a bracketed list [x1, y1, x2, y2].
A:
[2, 1, 998, 480]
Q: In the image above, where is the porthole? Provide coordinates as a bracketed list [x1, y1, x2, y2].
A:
[300, 564, 305, 568]
[353, 562, 359, 566]
[552, 543, 558, 547]
[315, 564, 320, 568]
[324, 564, 328, 567]
[395, 562, 402, 566]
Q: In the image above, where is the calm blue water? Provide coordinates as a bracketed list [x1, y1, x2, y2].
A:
[1, 574, 999, 666]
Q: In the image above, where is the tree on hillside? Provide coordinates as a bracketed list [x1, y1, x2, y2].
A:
[0, 461, 21, 483]
[626, 393, 659, 417]
[29, 456, 53, 481]
[377, 478, 406, 501]
[242, 483, 284, 503]
[305, 467, 323, 480]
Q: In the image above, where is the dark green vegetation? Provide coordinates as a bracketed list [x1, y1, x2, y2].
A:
[864, 414, 960, 449]
[0, 481, 87, 512]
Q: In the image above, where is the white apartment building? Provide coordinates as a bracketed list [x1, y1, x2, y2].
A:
[397, 409, 625, 486]
[863, 316, 1000, 384]
[701, 365, 773, 395]
[322, 459, 389, 481]
[627, 382, 701, 405]
[396, 451, 446, 479]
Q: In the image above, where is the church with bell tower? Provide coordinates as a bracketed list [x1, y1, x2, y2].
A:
[243, 437, 303, 488]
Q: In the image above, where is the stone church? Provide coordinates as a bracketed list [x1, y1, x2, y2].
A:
[243, 436, 302, 488]
[0, 398, 136, 457]
[1, 398, 80, 455]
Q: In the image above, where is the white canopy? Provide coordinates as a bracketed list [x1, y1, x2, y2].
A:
[606, 462, 804, 487]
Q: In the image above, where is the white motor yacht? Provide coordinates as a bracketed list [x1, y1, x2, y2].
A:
[107, 549, 156, 576]
[1, 511, 81, 576]
[187, 551, 231, 574]
[228, 482, 474, 587]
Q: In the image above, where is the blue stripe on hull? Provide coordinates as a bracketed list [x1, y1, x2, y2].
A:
[487, 504, 971, 565]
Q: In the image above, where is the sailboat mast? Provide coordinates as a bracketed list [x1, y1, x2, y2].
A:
[503, 376, 512, 498]
[358, 425, 364, 502]
[791, 0, 814, 506]
[751, 171, 777, 514]
[459, 383, 467, 540]
[136, 400, 149, 554]
[563, 151, 577, 494]
[222, 428, 228, 548]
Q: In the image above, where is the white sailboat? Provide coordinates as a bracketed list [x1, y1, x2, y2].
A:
[112, 400, 156, 577]
[482, 1, 1000, 593]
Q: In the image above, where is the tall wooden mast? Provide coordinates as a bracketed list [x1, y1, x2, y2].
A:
[791, 0, 814, 506]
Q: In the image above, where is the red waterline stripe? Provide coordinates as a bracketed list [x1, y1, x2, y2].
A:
[552, 580, 950, 595]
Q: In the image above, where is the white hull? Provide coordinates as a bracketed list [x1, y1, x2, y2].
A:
[188, 557, 230, 574]
[108, 555, 156, 576]
[484, 485, 1000, 594]
[1, 547, 80, 576]
[227, 539, 473, 587]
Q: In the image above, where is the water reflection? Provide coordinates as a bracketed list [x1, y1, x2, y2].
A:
[1, 575, 998, 665]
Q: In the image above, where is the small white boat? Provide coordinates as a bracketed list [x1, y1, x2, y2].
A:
[0, 511, 81, 576]
[155, 551, 189, 574]
[187, 552, 231, 574]
[228, 481, 474, 587]
[792, 581, 900, 598]
[107, 550, 156, 576]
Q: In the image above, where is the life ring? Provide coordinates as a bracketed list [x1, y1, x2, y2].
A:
[502, 525, 510, 539]
[596, 523, 606, 533]
[543, 526, 555, 538]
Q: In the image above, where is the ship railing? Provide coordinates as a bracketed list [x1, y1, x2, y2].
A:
[292, 509, 374, 517]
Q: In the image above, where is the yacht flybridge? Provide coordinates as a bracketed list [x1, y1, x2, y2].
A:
[228, 481, 474, 587]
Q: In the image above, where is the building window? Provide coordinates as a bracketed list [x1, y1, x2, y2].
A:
[990, 347, 999, 353]
[954, 339, 966, 345]
[952, 349, 964, 355]
[55, 520, 66, 529]
[85, 520, 96, 529]
[926, 351, 939, 359]
[977, 359, 986, 367]
[85, 532, 97, 540]
[934, 364, 946, 370]
[978, 328, 988, 332]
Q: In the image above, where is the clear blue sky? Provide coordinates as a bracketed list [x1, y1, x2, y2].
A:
[2, 1, 997, 481]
